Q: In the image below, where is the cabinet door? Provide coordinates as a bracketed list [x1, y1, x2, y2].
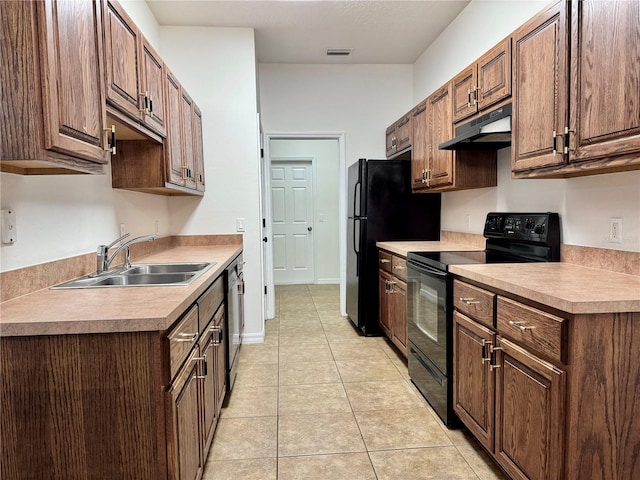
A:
[427, 84, 454, 188]
[103, 0, 142, 121]
[411, 102, 428, 191]
[385, 124, 396, 158]
[167, 350, 203, 480]
[494, 337, 565, 480]
[476, 38, 511, 111]
[214, 311, 227, 415]
[396, 114, 412, 152]
[452, 65, 477, 123]
[200, 333, 216, 456]
[569, 0, 640, 164]
[453, 311, 495, 451]
[181, 90, 197, 190]
[391, 278, 407, 357]
[166, 71, 185, 186]
[512, 1, 568, 172]
[141, 38, 166, 137]
[193, 105, 205, 192]
[39, 0, 109, 164]
[379, 270, 392, 338]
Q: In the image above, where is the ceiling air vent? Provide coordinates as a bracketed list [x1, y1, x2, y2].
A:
[326, 48, 352, 56]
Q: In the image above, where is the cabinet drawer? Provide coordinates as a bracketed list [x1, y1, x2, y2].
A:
[168, 304, 199, 380]
[391, 255, 408, 281]
[198, 275, 224, 335]
[497, 297, 566, 364]
[453, 280, 495, 328]
[379, 251, 392, 273]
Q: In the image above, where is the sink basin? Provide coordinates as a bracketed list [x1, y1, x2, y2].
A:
[94, 273, 196, 286]
[123, 262, 212, 275]
[51, 262, 215, 289]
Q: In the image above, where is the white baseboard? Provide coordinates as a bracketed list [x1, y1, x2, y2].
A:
[316, 278, 340, 285]
[242, 331, 265, 344]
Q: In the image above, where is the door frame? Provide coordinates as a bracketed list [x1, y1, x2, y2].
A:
[271, 157, 316, 285]
[262, 133, 347, 319]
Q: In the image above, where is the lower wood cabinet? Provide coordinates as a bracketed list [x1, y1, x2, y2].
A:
[166, 348, 204, 480]
[0, 272, 230, 480]
[453, 279, 638, 480]
[378, 250, 408, 357]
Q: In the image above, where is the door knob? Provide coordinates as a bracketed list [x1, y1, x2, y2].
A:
[307, 226, 313, 232]
[263, 237, 268, 243]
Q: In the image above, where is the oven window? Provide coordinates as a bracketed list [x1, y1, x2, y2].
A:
[407, 268, 448, 373]
[417, 283, 440, 342]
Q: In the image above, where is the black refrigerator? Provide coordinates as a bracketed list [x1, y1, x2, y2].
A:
[346, 158, 441, 336]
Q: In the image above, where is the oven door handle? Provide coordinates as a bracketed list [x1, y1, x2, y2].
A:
[407, 262, 448, 278]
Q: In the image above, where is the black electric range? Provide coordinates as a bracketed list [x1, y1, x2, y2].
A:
[405, 212, 560, 428]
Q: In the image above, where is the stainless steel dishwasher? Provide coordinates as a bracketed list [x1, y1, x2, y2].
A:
[224, 253, 244, 403]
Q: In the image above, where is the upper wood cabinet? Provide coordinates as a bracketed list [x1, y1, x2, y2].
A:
[452, 38, 512, 123]
[410, 101, 428, 189]
[0, 0, 110, 175]
[111, 68, 205, 196]
[512, 0, 640, 178]
[103, 0, 166, 138]
[412, 82, 497, 193]
[511, 1, 568, 173]
[193, 106, 206, 191]
[385, 112, 412, 158]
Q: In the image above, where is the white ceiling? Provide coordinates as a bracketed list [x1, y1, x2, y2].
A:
[146, 0, 470, 64]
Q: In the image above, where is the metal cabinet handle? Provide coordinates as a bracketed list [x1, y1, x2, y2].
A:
[393, 265, 406, 270]
[552, 130, 557, 154]
[467, 89, 472, 108]
[380, 259, 391, 264]
[176, 332, 198, 342]
[460, 297, 481, 305]
[509, 320, 535, 331]
[193, 355, 207, 378]
[481, 339, 492, 365]
[104, 125, 116, 154]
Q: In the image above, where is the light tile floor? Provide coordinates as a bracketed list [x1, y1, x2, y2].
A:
[203, 284, 508, 480]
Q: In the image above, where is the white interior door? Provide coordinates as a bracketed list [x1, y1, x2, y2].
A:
[271, 161, 315, 284]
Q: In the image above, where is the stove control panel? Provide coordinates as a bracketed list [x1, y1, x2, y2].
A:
[484, 213, 559, 243]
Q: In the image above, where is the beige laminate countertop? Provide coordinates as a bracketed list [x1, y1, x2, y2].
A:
[449, 263, 640, 314]
[0, 244, 242, 337]
[376, 241, 482, 257]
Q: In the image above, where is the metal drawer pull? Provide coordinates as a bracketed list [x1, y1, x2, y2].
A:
[393, 265, 406, 270]
[176, 332, 198, 342]
[460, 297, 481, 305]
[509, 321, 535, 331]
[380, 259, 391, 264]
[489, 364, 502, 371]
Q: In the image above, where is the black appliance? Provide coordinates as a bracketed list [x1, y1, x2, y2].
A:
[347, 158, 441, 336]
[406, 212, 560, 428]
[439, 103, 512, 150]
[224, 253, 244, 404]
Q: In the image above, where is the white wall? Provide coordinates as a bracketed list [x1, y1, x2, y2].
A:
[159, 27, 264, 342]
[258, 64, 413, 165]
[415, 0, 640, 252]
[0, 1, 169, 272]
[269, 139, 340, 283]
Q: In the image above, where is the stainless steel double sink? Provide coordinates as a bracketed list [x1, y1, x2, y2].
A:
[51, 262, 215, 289]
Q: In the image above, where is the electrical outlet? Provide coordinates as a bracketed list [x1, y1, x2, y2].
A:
[609, 217, 622, 243]
[465, 214, 471, 230]
[120, 223, 126, 237]
[1, 209, 17, 244]
[155, 220, 159, 235]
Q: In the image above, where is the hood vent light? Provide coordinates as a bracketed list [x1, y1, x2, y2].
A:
[326, 48, 352, 56]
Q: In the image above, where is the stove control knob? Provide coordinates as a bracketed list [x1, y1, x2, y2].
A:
[534, 223, 545, 234]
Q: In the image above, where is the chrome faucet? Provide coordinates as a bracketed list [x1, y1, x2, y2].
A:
[95, 233, 157, 276]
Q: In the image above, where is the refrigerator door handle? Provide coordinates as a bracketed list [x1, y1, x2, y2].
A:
[353, 218, 360, 255]
[353, 181, 361, 217]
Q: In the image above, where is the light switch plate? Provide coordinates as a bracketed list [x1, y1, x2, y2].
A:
[236, 218, 246, 232]
[1, 209, 17, 244]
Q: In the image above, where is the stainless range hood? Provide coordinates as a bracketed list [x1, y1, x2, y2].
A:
[439, 103, 512, 150]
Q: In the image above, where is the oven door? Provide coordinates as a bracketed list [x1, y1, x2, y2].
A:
[406, 261, 449, 374]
